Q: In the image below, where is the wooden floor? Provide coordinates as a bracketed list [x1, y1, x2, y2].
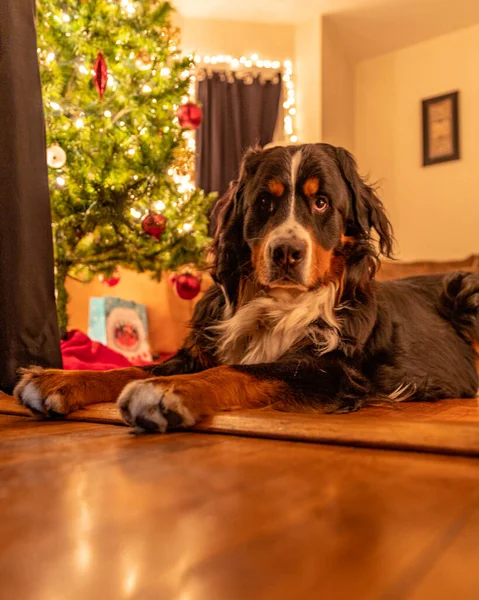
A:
[2, 413, 479, 600]
[2, 392, 479, 456]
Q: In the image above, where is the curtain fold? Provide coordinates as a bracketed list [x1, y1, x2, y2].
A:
[196, 71, 282, 198]
[0, 0, 62, 392]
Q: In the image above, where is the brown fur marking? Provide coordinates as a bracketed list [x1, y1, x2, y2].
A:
[251, 229, 274, 286]
[268, 179, 285, 197]
[341, 234, 356, 246]
[473, 342, 479, 377]
[149, 366, 288, 419]
[306, 228, 333, 287]
[303, 177, 320, 197]
[15, 366, 149, 413]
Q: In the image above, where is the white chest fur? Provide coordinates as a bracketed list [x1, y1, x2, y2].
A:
[214, 285, 340, 365]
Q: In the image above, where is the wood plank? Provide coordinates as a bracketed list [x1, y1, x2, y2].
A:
[405, 503, 479, 600]
[2, 392, 479, 456]
[1, 414, 479, 600]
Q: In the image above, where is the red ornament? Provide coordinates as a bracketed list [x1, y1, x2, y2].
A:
[93, 52, 108, 100]
[177, 102, 203, 130]
[174, 273, 201, 300]
[142, 212, 167, 240]
[99, 269, 120, 287]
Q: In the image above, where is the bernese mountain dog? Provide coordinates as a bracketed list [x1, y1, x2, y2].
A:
[14, 143, 479, 433]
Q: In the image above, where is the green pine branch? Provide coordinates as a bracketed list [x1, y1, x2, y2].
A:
[37, 0, 216, 333]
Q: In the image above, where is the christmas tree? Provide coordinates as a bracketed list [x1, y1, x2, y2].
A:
[37, 0, 214, 333]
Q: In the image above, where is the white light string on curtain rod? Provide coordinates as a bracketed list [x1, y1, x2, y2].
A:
[189, 54, 298, 145]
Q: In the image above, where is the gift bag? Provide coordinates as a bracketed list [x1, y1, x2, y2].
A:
[88, 297, 152, 364]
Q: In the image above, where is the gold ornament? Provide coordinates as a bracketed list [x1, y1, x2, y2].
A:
[135, 49, 152, 71]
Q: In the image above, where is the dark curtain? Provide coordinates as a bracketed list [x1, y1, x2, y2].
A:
[196, 71, 282, 198]
[0, 0, 62, 393]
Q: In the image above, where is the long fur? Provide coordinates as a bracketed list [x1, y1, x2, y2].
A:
[213, 284, 339, 365]
[171, 143, 479, 412]
[15, 144, 479, 430]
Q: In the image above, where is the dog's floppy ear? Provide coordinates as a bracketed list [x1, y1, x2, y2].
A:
[211, 147, 263, 304]
[336, 147, 394, 258]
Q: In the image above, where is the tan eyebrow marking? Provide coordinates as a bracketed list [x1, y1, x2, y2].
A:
[267, 179, 285, 197]
[303, 177, 320, 196]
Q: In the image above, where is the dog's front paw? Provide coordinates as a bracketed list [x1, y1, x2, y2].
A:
[117, 379, 196, 433]
[13, 366, 81, 418]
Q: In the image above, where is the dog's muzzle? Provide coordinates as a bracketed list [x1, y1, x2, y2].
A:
[267, 238, 307, 286]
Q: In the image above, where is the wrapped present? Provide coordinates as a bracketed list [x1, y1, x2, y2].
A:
[88, 297, 152, 364]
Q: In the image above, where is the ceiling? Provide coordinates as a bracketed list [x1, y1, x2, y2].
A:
[175, 0, 479, 59]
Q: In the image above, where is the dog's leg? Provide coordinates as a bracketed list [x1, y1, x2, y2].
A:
[118, 365, 286, 433]
[118, 354, 370, 433]
[13, 366, 153, 418]
[13, 286, 224, 419]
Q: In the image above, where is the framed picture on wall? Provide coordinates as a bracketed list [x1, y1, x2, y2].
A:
[422, 91, 460, 166]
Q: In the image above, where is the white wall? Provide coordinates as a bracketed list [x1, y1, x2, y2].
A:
[355, 24, 479, 261]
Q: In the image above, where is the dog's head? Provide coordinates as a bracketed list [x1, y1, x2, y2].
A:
[212, 143, 393, 304]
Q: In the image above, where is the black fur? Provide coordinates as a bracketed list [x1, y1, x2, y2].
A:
[143, 144, 479, 412]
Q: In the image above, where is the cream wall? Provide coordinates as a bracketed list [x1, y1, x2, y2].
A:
[179, 16, 295, 62]
[354, 23, 479, 261]
[67, 270, 209, 355]
[295, 18, 322, 143]
[321, 17, 354, 150]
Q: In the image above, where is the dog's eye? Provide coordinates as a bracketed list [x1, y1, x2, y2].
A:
[259, 197, 275, 214]
[314, 196, 329, 212]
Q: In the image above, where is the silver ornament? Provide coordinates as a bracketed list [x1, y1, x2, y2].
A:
[47, 144, 67, 169]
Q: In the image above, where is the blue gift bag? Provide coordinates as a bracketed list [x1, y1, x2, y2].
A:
[88, 297, 152, 363]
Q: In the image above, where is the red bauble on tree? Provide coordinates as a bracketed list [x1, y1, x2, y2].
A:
[177, 102, 203, 130]
[99, 269, 120, 287]
[175, 273, 201, 300]
[141, 212, 167, 240]
[169, 267, 202, 300]
[93, 52, 108, 100]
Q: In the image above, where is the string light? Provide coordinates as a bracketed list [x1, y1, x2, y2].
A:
[120, 0, 136, 15]
[194, 53, 297, 143]
[154, 200, 165, 211]
[141, 83, 152, 93]
[62, 13, 70, 23]
[160, 67, 171, 76]
[75, 118, 84, 129]
[46, 52, 55, 64]
[130, 208, 141, 218]
[79, 65, 89, 75]
[49, 101, 61, 111]
[183, 223, 192, 232]
[284, 115, 293, 135]
[104, 110, 112, 117]
[56, 176, 65, 187]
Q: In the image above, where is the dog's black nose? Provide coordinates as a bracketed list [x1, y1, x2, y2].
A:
[271, 241, 306, 268]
